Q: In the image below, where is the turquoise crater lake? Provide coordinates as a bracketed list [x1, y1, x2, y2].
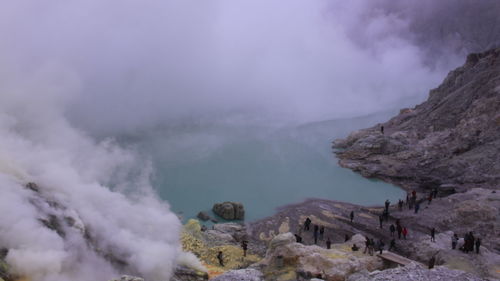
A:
[130, 112, 406, 222]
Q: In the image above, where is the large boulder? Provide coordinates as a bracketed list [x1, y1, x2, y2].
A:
[260, 233, 383, 281]
[212, 202, 245, 220]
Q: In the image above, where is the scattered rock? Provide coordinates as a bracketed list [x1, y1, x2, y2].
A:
[212, 202, 245, 220]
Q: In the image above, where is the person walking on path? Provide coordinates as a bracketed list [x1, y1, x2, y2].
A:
[379, 215, 383, 229]
[431, 228, 436, 242]
[326, 237, 332, 249]
[396, 224, 402, 239]
[368, 239, 375, 256]
[475, 238, 481, 254]
[389, 239, 396, 251]
[217, 251, 224, 267]
[363, 237, 370, 254]
[319, 226, 325, 240]
[452, 233, 458, 250]
[241, 240, 248, 257]
[304, 217, 311, 231]
[390, 224, 396, 237]
[377, 239, 385, 255]
[402, 227, 408, 239]
[350, 211, 354, 223]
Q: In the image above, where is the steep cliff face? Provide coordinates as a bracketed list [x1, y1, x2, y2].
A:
[334, 48, 500, 192]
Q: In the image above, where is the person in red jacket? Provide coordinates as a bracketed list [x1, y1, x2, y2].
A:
[402, 227, 408, 239]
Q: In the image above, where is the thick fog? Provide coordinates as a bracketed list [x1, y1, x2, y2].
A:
[4, 0, 499, 135]
[1, 1, 499, 280]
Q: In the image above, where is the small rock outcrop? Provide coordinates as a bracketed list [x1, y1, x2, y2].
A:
[197, 211, 211, 221]
[334, 47, 500, 192]
[212, 202, 245, 220]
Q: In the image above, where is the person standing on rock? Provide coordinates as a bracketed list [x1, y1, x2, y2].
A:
[380, 125, 384, 134]
[475, 238, 481, 254]
[379, 214, 383, 229]
[431, 228, 436, 242]
[313, 225, 319, 244]
[319, 226, 325, 240]
[452, 233, 458, 250]
[217, 251, 224, 267]
[398, 199, 404, 211]
[304, 217, 312, 231]
[363, 237, 370, 254]
[350, 211, 354, 223]
[326, 237, 332, 249]
[402, 227, 408, 239]
[241, 240, 248, 257]
[389, 224, 395, 237]
[384, 199, 390, 212]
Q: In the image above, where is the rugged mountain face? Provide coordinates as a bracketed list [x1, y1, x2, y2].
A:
[334, 47, 500, 193]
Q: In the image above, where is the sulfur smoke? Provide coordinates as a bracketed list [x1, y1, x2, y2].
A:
[0, 60, 182, 280]
[1, 1, 499, 280]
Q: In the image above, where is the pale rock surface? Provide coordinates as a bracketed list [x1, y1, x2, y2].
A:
[260, 233, 383, 281]
[211, 268, 264, 281]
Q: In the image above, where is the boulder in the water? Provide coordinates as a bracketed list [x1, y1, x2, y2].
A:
[197, 211, 211, 221]
[212, 202, 245, 220]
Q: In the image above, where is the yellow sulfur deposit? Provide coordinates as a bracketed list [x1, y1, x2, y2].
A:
[180, 219, 262, 278]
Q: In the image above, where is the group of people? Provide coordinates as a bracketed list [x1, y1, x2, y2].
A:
[216, 240, 249, 267]
[363, 237, 386, 255]
[456, 232, 481, 254]
[389, 219, 409, 240]
[301, 218, 326, 245]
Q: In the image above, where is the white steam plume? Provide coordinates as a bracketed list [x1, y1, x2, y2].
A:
[0, 58, 181, 280]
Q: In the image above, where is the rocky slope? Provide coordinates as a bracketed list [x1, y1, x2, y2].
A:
[334, 47, 500, 193]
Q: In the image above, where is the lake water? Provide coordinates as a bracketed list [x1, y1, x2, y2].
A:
[132, 112, 406, 222]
